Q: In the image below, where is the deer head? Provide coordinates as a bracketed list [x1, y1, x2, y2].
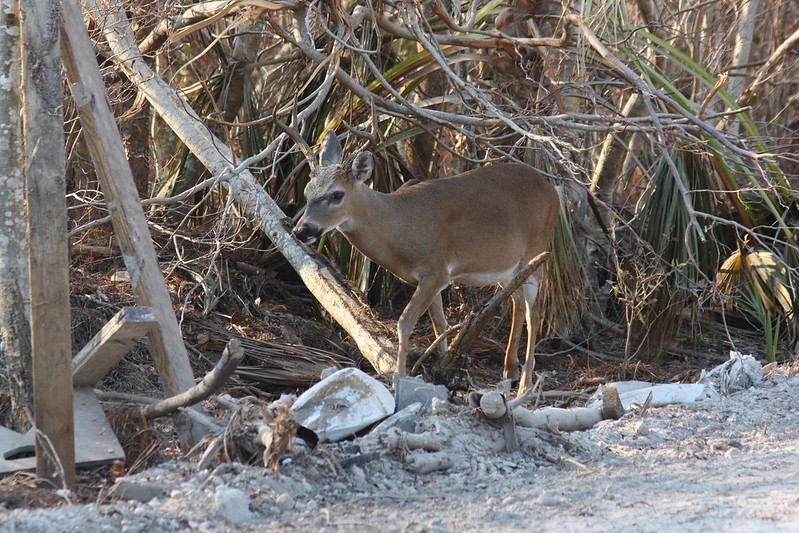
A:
[293, 131, 374, 244]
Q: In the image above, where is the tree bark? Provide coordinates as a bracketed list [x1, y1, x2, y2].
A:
[0, 0, 33, 433]
[589, 0, 665, 222]
[589, 93, 645, 219]
[728, 0, 761, 105]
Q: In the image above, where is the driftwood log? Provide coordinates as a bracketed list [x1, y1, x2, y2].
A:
[96, 339, 245, 421]
[475, 384, 624, 433]
[376, 427, 447, 452]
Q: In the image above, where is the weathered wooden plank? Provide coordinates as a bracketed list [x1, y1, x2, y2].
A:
[71, 387, 126, 467]
[60, 0, 203, 446]
[22, 0, 75, 490]
[73, 307, 158, 386]
[0, 387, 125, 476]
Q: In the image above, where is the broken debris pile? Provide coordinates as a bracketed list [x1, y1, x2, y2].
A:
[160, 350, 772, 482]
[698, 351, 763, 393]
[180, 368, 579, 478]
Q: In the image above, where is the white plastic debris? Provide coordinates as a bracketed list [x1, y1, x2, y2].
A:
[290, 367, 395, 442]
[622, 383, 712, 409]
[595, 380, 652, 398]
[215, 486, 252, 523]
[588, 382, 715, 410]
[699, 351, 763, 394]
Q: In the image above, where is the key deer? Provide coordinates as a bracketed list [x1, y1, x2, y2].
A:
[292, 131, 559, 392]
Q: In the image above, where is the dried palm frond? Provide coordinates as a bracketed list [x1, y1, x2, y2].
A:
[231, 336, 357, 387]
[538, 200, 586, 338]
[716, 243, 797, 362]
[717, 247, 795, 319]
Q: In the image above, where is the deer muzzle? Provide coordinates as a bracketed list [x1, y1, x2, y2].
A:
[292, 223, 322, 244]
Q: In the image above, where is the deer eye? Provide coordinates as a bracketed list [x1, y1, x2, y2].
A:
[329, 191, 344, 203]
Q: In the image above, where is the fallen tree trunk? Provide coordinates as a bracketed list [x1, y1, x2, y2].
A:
[82, 0, 397, 375]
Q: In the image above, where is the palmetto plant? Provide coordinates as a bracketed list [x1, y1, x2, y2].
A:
[717, 245, 797, 361]
[619, 150, 728, 361]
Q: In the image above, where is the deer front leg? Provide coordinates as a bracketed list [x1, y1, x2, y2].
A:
[503, 290, 525, 381]
[428, 292, 449, 355]
[396, 278, 447, 376]
[517, 277, 540, 394]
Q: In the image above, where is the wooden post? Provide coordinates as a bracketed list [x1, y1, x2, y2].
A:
[60, 0, 204, 447]
[21, 0, 76, 489]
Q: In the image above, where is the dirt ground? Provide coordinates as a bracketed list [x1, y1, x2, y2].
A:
[3, 364, 799, 533]
[2, 234, 796, 532]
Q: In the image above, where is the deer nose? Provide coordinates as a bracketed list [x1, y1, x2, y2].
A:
[293, 224, 320, 244]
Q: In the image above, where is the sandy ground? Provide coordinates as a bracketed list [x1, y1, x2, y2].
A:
[3, 371, 799, 533]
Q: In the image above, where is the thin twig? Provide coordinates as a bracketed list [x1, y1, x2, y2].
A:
[410, 321, 466, 375]
[68, 173, 226, 237]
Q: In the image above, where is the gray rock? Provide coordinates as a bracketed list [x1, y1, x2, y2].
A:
[109, 479, 168, 502]
[394, 375, 448, 413]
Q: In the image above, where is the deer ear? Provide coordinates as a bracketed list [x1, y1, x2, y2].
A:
[351, 152, 373, 183]
[318, 131, 341, 167]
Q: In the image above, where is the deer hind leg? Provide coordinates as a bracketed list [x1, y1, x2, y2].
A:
[518, 276, 541, 394]
[397, 278, 447, 376]
[503, 289, 526, 381]
[428, 292, 449, 355]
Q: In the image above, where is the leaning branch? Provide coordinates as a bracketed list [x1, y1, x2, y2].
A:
[444, 252, 551, 369]
[746, 25, 799, 101]
[139, 0, 300, 54]
[83, 0, 398, 375]
[350, 5, 570, 53]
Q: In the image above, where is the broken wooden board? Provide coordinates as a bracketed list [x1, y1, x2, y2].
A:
[61, 1, 204, 447]
[72, 306, 157, 386]
[0, 387, 125, 476]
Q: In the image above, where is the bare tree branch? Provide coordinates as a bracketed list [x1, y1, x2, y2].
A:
[143, 338, 244, 418]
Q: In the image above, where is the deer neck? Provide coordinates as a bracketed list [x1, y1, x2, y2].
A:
[338, 187, 403, 269]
